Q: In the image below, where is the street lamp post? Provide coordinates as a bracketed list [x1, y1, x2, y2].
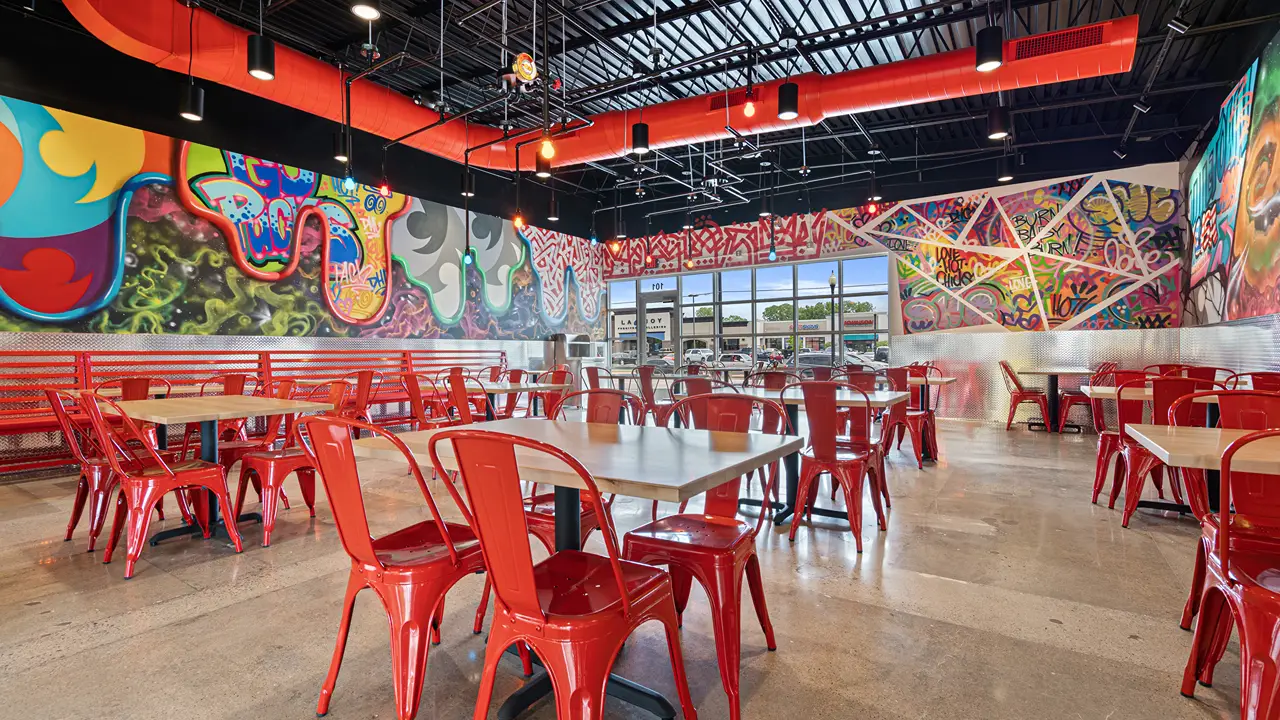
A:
[828, 271, 837, 367]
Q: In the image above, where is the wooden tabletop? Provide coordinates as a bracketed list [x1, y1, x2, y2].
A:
[1124, 424, 1280, 474]
[1081, 385, 1219, 403]
[690, 387, 910, 408]
[108, 396, 333, 424]
[1017, 368, 1094, 376]
[908, 376, 957, 386]
[352, 418, 804, 503]
[94, 383, 221, 398]
[479, 381, 572, 394]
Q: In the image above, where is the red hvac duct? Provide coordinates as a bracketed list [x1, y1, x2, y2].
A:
[65, 0, 1138, 172]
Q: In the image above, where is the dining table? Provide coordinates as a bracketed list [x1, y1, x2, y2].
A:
[905, 375, 956, 433]
[352, 417, 803, 720]
[1124, 424, 1280, 514]
[107, 395, 333, 544]
[722, 387, 911, 526]
[1017, 367, 1093, 432]
[475, 380, 572, 418]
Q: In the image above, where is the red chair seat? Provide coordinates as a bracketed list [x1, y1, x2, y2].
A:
[243, 446, 308, 461]
[626, 514, 754, 551]
[532, 549, 668, 617]
[373, 520, 482, 569]
[136, 459, 222, 479]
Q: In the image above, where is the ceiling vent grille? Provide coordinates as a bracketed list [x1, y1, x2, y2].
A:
[1013, 25, 1104, 60]
[710, 88, 751, 111]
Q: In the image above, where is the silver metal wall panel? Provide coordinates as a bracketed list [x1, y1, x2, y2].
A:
[891, 329, 1182, 425]
[1178, 314, 1280, 373]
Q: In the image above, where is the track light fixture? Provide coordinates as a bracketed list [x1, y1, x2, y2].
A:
[631, 122, 650, 155]
[997, 156, 1014, 183]
[535, 153, 552, 179]
[333, 131, 350, 163]
[777, 81, 799, 121]
[1113, 145, 1129, 160]
[975, 25, 1003, 73]
[987, 106, 1011, 140]
[351, 0, 380, 21]
[1133, 100, 1151, 114]
[616, 218, 627, 239]
[247, 0, 274, 80]
[1167, 17, 1189, 34]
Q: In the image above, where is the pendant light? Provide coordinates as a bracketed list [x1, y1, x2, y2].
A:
[631, 121, 650, 155]
[616, 218, 628, 239]
[247, 0, 274, 80]
[997, 155, 1014, 183]
[975, 25, 1003, 73]
[987, 106, 1011, 140]
[333, 131, 350, 163]
[461, 168, 476, 197]
[179, 3, 204, 121]
[539, 131, 556, 160]
[777, 81, 799, 120]
[547, 192, 560, 222]
[535, 153, 552, 179]
[513, 210, 526, 229]
[351, 0, 380, 21]
[868, 175, 883, 202]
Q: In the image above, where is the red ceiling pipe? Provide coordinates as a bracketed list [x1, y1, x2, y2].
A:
[65, 0, 1138, 172]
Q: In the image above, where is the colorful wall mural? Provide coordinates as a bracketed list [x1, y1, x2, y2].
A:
[607, 173, 1183, 334]
[0, 94, 604, 340]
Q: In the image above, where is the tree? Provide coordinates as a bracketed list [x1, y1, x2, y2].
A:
[761, 304, 793, 321]
[722, 314, 747, 323]
[797, 300, 874, 319]
[695, 307, 714, 317]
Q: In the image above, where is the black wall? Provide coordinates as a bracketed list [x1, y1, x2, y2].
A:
[0, 8, 593, 236]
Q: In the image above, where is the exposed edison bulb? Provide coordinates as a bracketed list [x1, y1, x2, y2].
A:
[768, 248, 777, 261]
[684, 259, 695, 270]
[607, 239, 623, 255]
[743, 100, 756, 117]
[513, 212, 525, 229]
[342, 176, 357, 192]
[645, 254, 655, 267]
[539, 136, 556, 159]
[463, 252, 474, 266]
[378, 183, 391, 198]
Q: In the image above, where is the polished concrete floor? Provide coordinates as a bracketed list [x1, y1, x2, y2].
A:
[0, 422, 1240, 719]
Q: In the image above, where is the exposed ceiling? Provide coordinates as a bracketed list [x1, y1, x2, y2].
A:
[13, 0, 1280, 233]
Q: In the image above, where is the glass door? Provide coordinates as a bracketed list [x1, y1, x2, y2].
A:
[638, 278, 679, 372]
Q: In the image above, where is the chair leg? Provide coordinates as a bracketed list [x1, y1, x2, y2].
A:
[1091, 437, 1116, 504]
[202, 480, 244, 553]
[297, 468, 318, 516]
[1182, 588, 1232, 697]
[65, 476, 89, 541]
[744, 554, 776, 650]
[704, 562, 746, 720]
[865, 464, 887, 531]
[540, 636, 616, 720]
[121, 485, 163, 579]
[670, 564, 694, 627]
[102, 490, 128, 565]
[317, 574, 364, 717]
[472, 575, 491, 634]
[788, 463, 819, 542]
[258, 475, 282, 548]
[1005, 399, 1018, 430]
[470, 623, 509, 720]
[836, 465, 865, 553]
[1121, 452, 1157, 528]
[379, 584, 442, 720]
[1180, 540, 1207, 631]
[1107, 453, 1127, 509]
[658, 598, 700, 720]
[86, 482, 115, 552]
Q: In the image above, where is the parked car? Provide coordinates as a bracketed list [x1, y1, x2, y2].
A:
[874, 346, 889, 363]
[684, 348, 714, 363]
[644, 357, 674, 372]
[716, 353, 753, 367]
[846, 352, 887, 371]
[613, 351, 637, 365]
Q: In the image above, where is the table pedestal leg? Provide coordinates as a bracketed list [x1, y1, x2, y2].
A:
[1046, 374, 1060, 432]
[149, 419, 259, 545]
[919, 384, 935, 461]
[495, 486, 677, 720]
[486, 393, 498, 421]
[740, 404, 797, 524]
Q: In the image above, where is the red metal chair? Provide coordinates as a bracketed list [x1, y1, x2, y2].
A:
[624, 393, 783, 720]
[784, 381, 885, 550]
[808, 366, 834, 381]
[637, 364, 676, 424]
[85, 377, 185, 520]
[492, 368, 530, 419]
[402, 374, 455, 430]
[900, 365, 941, 466]
[1227, 372, 1280, 392]
[293, 415, 484, 720]
[445, 374, 489, 424]
[1117, 377, 1225, 527]
[1088, 366, 1127, 503]
[479, 364, 505, 382]
[1103, 373, 1169, 510]
[531, 368, 574, 418]
[426, 428, 698, 720]
[1174, 390, 1280, 632]
[1181, 428, 1280, 718]
[234, 381, 349, 547]
[744, 368, 799, 390]
[82, 392, 244, 579]
[1144, 363, 1193, 375]
[682, 376, 740, 396]
[341, 370, 383, 429]
[178, 373, 259, 456]
[833, 370, 877, 390]
[997, 361, 1050, 431]
[1059, 361, 1114, 429]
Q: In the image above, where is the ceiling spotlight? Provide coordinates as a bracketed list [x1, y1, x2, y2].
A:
[535, 153, 552, 179]
[997, 156, 1014, 183]
[778, 29, 799, 50]
[1113, 145, 1129, 160]
[1133, 100, 1151, 114]
[247, 34, 275, 81]
[1167, 17, 1189, 34]
[975, 25, 1003, 73]
[179, 82, 205, 122]
[547, 195, 560, 222]
[630, 60, 649, 79]
[777, 81, 799, 121]
[351, 0, 380, 21]
[461, 170, 475, 197]
[743, 87, 757, 118]
[631, 122, 650, 155]
[682, 222, 693, 230]
[539, 132, 556, 159]
[867, 202, 879, 215]
[987, 106, 1011, 140]
[635, 184, 647, 198]
[867, 147, 882, 156]
[798, 165, 811, 177]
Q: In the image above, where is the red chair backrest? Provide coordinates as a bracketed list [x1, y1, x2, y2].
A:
[840, 371, 877, 392]
[810, 367, 834, 381]
[206, 373, 254, 397]
[885, 366, 908, 392]
[446, 374, 484, 424]
[403, 373, 436, 426]
[428, 429, 629, 620]
[751, 370, 794, 390]
[45, 389, 101, 466]
[584, 366, 601, 389]
[1227, 372, 1280, 392]
[1150, 377, 1214, 428]
[481, 365, 505, 382]
[343, 370, 381, 413]
[294, 415, 462, 570]
[498, 369, 526, 417]
[303, 380, 351, 417]
[93, 377, 173, 401]
[997, 361, 1025, 394]
[77, 392, 174, 480]
[636, 365, 660, 405]
[1113, 376, 1154, 436]
[259, 379, 298, 445]
[784, 381, 870, 462]
[550, 389, 643, 424]
[1087, 367, 1118, 433]
[1219, 429, 1280, 569]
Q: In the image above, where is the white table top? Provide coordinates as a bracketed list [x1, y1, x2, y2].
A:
[1081, 385, 1219, 403]
[108, 396, 333, 424]
[1017, 368, 1094, 376]
[352, 418, 804, 503]
[908, 376, 957, 386]
[1124, 424, 1280, 474]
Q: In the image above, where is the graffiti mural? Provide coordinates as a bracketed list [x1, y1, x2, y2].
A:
[607, 174, 1183, 334]
[0, 94, 603, 340]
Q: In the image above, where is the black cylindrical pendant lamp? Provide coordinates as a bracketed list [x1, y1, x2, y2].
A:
[179, 82, 205, 122]
[461, 170, 476, 197]
[247, 34, 275, 80]
[987, 106, 1011, 140]
[997, 156, 1014, 183]
[975, 26, 1003, 73]
[631, 122, 650, 155]
[777, 81, 799, 120]
[535, 153, 552, 179]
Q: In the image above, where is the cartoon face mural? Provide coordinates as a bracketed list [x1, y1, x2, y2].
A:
[0, 97, 169, 321]
[0, 94, 603, 340]
[389, 198, 525, 322]
[607, 173, 1183, 334]
[1230, 32, 1280, 321]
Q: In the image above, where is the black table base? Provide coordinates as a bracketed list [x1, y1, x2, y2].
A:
[494, 485, 676, 719]
[148, 419, 260, 546]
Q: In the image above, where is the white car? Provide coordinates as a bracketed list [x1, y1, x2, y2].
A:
[684, 348, 714, 363]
